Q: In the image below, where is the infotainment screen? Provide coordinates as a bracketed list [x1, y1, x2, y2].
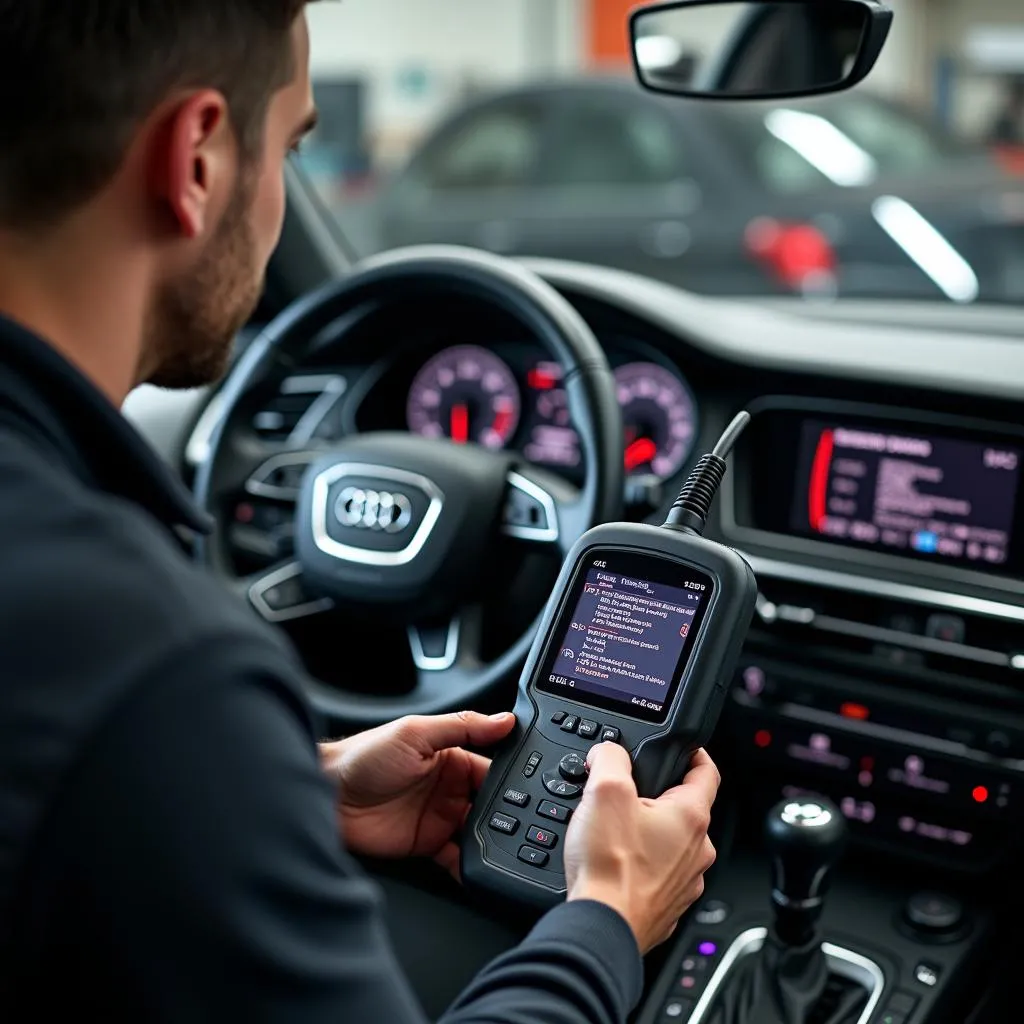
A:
[789, 420, 1021, 569]
[536, 550, 714, 724]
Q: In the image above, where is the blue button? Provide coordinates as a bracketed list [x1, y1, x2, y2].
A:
[912, 531, 938, 553]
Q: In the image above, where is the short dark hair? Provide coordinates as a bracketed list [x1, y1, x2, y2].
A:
[0, 0, 313, 229]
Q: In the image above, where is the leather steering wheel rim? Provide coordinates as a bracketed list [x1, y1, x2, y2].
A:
[193, 245, 623, 726]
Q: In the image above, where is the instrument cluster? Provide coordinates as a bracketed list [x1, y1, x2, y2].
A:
[400, 342, 699, 483]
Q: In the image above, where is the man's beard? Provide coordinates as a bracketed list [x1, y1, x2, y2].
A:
[145, 175, 263, 391]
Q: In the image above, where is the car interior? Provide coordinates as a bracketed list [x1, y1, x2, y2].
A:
[123, 2, 1024, 1022]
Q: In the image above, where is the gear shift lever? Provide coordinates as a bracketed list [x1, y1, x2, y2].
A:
[766, 797, 847, 947]
[707, 797, 863, 1024]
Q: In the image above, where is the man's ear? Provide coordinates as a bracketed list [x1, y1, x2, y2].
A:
[156, 90, 234, 240]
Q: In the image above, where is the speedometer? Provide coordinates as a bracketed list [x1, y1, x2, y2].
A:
[407, 345, 521, 449]
[615, 362, 698, 480]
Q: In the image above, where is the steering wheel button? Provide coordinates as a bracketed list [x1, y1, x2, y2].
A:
[526, 825, 557, 849]
[558, 752, 588, 781]
[537, 800, 572, 823]
[577, 719, 599, 739]
[517, 845, 549, 867]
[560, 715, 579, 733]
[488, 812, 519, 836]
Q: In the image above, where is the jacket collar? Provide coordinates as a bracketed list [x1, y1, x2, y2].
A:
[0, 313, 212, 536]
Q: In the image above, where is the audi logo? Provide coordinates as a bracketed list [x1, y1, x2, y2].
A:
[334, 486, 414, 534]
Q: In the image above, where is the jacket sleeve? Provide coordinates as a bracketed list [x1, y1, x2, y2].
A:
[39, 635, 643, 1023]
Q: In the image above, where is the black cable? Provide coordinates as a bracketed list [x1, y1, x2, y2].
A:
[713, 411, 752, 460]
[663, 411, 751, 536]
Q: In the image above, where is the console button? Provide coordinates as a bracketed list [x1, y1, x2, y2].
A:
[694, 900, 730, 925]
[517, 845, 549, 867]
[905, 891, 963, 934]
[875, 1012, 907, 1024]
[527, 825, 557, 848]
[488, 812, 519, 836]
[558, 752, 588, 781]
[925, 613, 965, 644]
[985, 729, 1013, 756]
[560, 715, 580, 733]
[913, 963, 940, 987]
[577, 719, 599, 740]
[599, 726, 621, 743]
[503, 788, 530, 808]
[550, 711, 566, 725]
[885, 992, 918, 1016]
[543, 775, 582, 799]
[523, 751, 542, 778]
[660, 999, 694, 1021]
[537, 800, 572, 823]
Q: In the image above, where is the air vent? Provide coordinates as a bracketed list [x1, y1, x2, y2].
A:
[745, 557, 1024, 691]
[252, 374, 346, 444]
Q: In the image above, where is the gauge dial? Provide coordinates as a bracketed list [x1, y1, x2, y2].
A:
[615, 362, 698, 480]
[407, 345, 521, 449]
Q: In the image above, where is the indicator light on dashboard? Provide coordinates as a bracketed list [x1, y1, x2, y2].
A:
[527, 367, 558, 390]
[972, 785, 989, 804]
[840, 702, 870, 721]
[754, 729, 772, 749]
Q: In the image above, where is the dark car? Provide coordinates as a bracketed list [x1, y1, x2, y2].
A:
[370, 78, 1024, 303]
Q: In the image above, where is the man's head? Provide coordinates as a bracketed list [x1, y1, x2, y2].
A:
[0, 1, 319, 391]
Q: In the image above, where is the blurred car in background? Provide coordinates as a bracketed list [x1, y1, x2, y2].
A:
[366, 78, 1024, 303]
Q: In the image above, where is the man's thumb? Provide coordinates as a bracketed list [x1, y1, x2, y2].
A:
[417, 710, 516, 752]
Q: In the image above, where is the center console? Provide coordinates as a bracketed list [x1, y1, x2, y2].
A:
[637, 397, 1024, 1024]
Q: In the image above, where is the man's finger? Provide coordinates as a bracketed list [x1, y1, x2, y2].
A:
[466, 751, 492, 791]
[434, 842, 462, 883]
[658, 749, 721, 809]
[585, 741, 637, 795]
[411, 711, 516, 753]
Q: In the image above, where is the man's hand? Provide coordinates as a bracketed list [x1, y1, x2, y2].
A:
[320, 711, 516, 878]
[564, 743, 720, 954]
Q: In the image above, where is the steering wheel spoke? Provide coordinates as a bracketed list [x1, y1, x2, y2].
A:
[408, 605, 485, 689]
[245, 449, 322, 502]
[244, 560, 335, 623]
[502, 466, 589, 557]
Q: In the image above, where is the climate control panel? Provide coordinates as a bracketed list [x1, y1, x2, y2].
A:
[728, 658, 1024, 871]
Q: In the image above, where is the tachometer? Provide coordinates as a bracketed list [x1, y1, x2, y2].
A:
[407, 345, 521, 449]
[615, 362, 698, 480]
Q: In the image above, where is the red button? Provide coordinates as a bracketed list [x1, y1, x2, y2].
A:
[527, 825, 557, 848]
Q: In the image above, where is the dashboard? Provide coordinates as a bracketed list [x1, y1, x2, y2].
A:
[357, 338, 698, 486]
[161, 257, 1024, 884]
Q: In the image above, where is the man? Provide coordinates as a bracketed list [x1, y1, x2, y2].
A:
[0, 2, 719, 1020]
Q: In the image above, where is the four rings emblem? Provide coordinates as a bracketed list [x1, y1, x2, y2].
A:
[334, 486, 414, 534]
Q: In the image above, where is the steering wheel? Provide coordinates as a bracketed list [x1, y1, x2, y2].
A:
[193, 246, 623, 725]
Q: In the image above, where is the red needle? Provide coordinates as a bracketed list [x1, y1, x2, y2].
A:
[492, 407, 512, 439]
[451, 403, 469, 444]
[624, 437, 657, 472]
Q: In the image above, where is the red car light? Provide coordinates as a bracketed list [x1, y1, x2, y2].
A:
[745, 217, 837, 291]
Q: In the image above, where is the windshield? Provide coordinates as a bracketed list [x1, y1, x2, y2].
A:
[300, 3, 1024, 306]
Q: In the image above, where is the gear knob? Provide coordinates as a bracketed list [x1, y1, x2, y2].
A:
[765, 797, 847, 946]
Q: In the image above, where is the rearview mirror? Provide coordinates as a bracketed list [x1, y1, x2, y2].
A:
[631, 0, 893, 100]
